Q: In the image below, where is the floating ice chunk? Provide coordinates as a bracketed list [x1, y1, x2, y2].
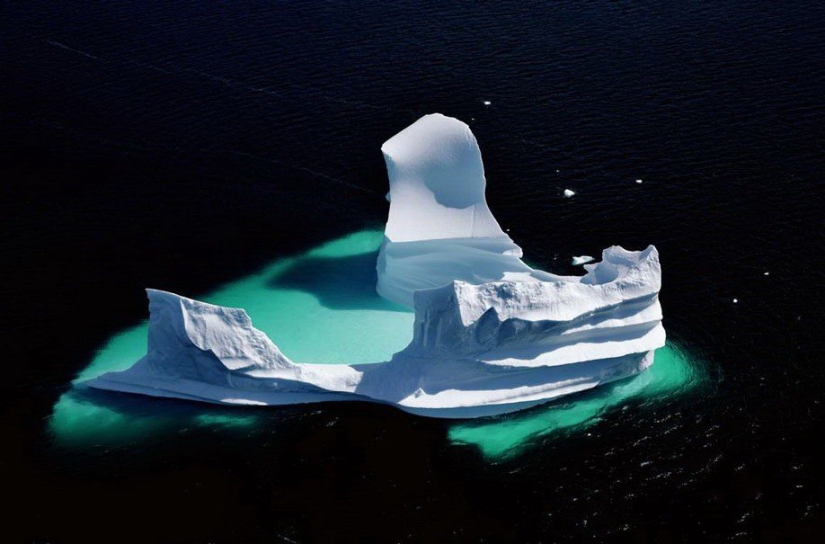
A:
[84, 113, 666, 419]
[636, 179, 643, 184]
[483, 100, 491, 106]
[563, 189, 576, 198]
[572, 255, 595, 266]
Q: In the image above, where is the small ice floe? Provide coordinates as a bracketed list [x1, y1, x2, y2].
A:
[635, 179, 643, 184]
[572, 255, 595, 266]
[733, 298, 739, 303]
[764, 271, 770, 276]
[483, 100, 491, 106]
[563, 189, 576, 198]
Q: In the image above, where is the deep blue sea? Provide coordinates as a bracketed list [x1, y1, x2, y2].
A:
[2, 1, 824, 542]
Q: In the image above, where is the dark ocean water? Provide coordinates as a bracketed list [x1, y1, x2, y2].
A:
[2, 1, 824, 542]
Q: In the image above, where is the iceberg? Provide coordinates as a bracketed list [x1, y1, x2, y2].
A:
[572, 255, 595, 266]
[86, 114, 665, 418]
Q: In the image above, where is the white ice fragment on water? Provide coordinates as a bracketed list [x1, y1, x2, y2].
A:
[483, 100, 491, 106]
[572, 255, 595, 266]
[733, 298, 739, 303]
[85, 113, 666, 419]
[764, 271, 770, 276]
[563, 189, 576, 198]
[636, 179, 643, 184]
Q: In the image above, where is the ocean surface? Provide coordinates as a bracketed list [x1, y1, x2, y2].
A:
[2, 1, 824, 542]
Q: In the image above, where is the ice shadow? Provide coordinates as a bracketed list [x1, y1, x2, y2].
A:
[267, 250, 410, 312]
[48, 385, 266, 447]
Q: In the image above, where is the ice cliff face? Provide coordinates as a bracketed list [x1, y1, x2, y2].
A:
[85, 114, 666, 419]
[408, 246, 663, 361]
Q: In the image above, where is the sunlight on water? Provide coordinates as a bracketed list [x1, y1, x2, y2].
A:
[50, 231, 703, 458]
[448, 343, 704, 460]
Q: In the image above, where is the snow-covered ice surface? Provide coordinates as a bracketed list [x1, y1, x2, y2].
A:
[85, 114, 666, 418]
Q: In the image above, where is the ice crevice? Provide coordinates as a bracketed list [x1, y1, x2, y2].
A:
[86, 113, 665, 418]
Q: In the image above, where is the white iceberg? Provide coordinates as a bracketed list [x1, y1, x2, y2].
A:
[86, 114, 665, 418]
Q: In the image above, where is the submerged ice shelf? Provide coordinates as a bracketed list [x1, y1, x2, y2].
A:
[84, 114, 666, 418]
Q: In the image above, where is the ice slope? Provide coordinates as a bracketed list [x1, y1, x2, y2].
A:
[85, 114, 665, 418]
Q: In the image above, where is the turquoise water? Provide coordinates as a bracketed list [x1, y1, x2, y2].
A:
[449, 343, 704, 460]
[73, 230, 413, 384]
[50, 231, 702, 457]
[51, 230, 414, 445]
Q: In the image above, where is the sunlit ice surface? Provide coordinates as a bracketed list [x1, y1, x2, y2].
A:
[50, 231, 703, 457]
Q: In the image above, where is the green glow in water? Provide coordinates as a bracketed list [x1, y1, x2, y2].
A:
[51, 230, 414, 445]
[74, 324, 150, 382]
[448, 343, 704, 460]
[75, 230, 413, 385]
[50, 230, 703, 458]
[50, 391, 262, 446]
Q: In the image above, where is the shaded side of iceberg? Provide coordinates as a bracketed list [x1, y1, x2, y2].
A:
[85, 113, 666, 419]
